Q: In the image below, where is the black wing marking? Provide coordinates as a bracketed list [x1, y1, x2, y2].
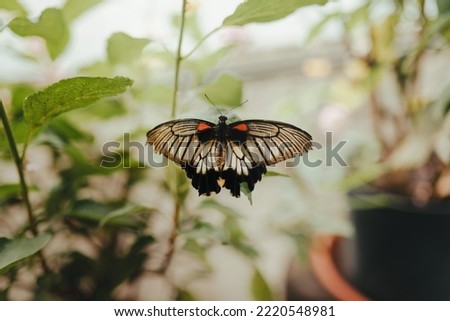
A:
[220, 139, 266, 197]
[184, 164, 221, 196]
[229, 120, 313, 166]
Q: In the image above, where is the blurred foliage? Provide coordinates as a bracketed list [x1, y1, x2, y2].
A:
[0, 0, 333, 300]
[222, 0, 328, 26]
[251, 267, 273, 300]
[201, 73, 243, 107]
[107, 33, 151, 66]
[308, 0, 450, 203]
[0, 0, 27, 16]
[8, 8, 69, 60]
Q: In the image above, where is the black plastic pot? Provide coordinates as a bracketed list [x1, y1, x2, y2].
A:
[349, 188, 450, 300]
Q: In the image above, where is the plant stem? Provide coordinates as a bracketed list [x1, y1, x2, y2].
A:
[155, 202, 180, 274]
[159, 0, 187, 274]
[170, 0, 188, 119]
[0, 101, 37, 235]
[183, 26, 222, 60]
[1, 101, 50, 273]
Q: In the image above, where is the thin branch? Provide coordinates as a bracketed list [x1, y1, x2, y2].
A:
[155, 202, 180, 274]
[0, 101, 50, 273]
[0, 101, 36, 235]
[170, 0, 188, 119]
[182, 26, 222, 60]
[166, 202, 181, 265]
[159, 0, 188, 274]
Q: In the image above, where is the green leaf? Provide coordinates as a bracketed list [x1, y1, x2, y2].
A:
[182, 219, 223, 241]
[67, 200, 147, 230]
[11, 85, 35, 116]
[201, 73, 243, 107]
[347, 2, 370, 29]
[44, 168, 80, 217]
[223, 0, 328, 26]
[135, 84, 172, 104]
[99, 204, 151, 228]
[240, 182, 253, 205]
[107, 32, 150, 65]
[251, 268, 273, 300]
[305, 13, 337, 44]
[0, 234, 52, 274]
[348, 192, 398, 211]
[433, 12, 450, 43]
[176, 289, 196, 301]
[0, 0, 27, 16]
[239, 169, 289, 204]
[8, 8, 69, 59]
[183, 238, 206, 256]
[123, 235, 155, 282]
[43, 118, 94, 144]
[200, 198, 242, 218]
[61, 144, 112, 175]
[0, 184, 21, 197]
[79, 61, 115, 77]
[172, 13, 203, 42]
[23, 76, 133, 130]
[0, 184, 21, 205]
[182, 238, 209, 263]
[187, 47, 232, 81]
[87, 99, 127, 119]
[265, 170, 289, 177]
[399, 13, 450, 75]
[199, 199, 258, 257]
[437, 0, 450, 14]
[165, 163, 191, 204]
[62, 0, 103, 22]
[0, 86, 32, 155]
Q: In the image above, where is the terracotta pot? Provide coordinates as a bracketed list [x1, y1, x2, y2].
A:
[309, 235, 368, 300]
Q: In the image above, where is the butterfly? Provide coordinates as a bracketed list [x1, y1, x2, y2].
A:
[146, 115, 312, 198]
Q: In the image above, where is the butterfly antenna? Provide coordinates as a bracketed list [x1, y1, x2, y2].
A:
[204, 93, 223, 116]
[204, 93, 249, 116]
[224, 99, 249, 116]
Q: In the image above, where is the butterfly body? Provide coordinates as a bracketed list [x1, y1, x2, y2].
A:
[147, 116, 312, 198]
[196, 116, 247, 144]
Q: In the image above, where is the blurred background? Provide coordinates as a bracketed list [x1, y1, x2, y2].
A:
[0, 0, 449, 300]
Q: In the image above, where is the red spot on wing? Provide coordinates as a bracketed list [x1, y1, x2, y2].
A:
[196, 122, 212, 131]
[232, 123, 249, 132]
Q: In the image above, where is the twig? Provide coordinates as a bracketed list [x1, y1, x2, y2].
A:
[0, 101, 50, 273]
[170, 0, 188, 119]
[183, 26, 222, 60]
[155, 202, 180, 274]
[159, 0, 188, 274]
[0, 101, 37, 235]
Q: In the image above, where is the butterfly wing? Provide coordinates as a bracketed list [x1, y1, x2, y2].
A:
[146, 119, 223, 196]
[147, 119, 213, 164]
[228, 119, 313, 165]
[219, 120, 313, 197]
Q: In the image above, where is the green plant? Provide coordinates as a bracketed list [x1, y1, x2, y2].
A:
[0, 0, 329, 300]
